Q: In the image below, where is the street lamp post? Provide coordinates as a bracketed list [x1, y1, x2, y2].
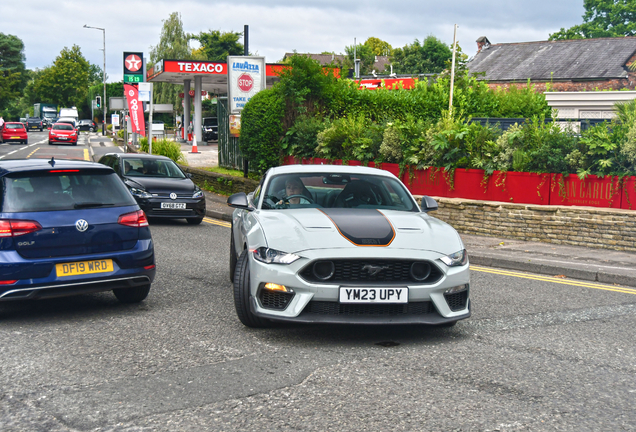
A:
[83, 25, 106, 136]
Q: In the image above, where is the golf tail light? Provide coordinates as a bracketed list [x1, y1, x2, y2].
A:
[118, 210, 149, 227]
[0, 219, 42, 237]
[264, 283, 293, 293]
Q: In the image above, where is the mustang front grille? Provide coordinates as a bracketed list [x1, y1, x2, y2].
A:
[299, 259, 443, 285]
[302, 301, 432, 316]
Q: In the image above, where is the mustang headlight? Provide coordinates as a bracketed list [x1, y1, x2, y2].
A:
[192, 187, 203, 199]
[129, 187, 152, 199]
[252, 247, 300, 264]
[440, 249, 468, 267]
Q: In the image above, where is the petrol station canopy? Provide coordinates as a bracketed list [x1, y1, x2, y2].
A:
[146, 59, 284, 94]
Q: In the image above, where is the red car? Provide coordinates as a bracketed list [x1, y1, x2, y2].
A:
[48, 122, 78, 145]
[1, 122, 28, 144]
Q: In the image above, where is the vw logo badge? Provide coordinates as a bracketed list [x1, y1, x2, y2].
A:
[75, 219, 89, 232]
[170, 193, 177, 200]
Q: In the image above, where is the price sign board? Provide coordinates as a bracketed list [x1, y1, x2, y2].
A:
[123, 52, 144, 84]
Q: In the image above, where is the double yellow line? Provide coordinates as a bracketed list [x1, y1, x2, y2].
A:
[471, 265, 636, 295]
[203, 217, 231, 228]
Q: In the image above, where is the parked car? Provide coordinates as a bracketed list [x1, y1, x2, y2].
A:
[1, 122, 28, 144]
[26, 116, 43, 132]
[78, 119, 97, 132]
[98, 153, 206, 225]
[0, 158, 156, 303]
[202, 117, 218, 141]
[48, 122, 78, 145]
[227, 164, 471, 328]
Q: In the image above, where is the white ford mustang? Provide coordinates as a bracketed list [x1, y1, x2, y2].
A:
[228, 164, 470, 327]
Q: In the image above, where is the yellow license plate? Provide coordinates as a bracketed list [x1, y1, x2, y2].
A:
[11, 136, 20, 139]
[56, 259, 114, 277]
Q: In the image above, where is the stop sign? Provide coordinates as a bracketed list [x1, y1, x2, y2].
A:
[237, 73, 254, 92]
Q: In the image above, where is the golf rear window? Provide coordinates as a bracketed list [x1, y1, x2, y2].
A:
[2, 170, 137, 212]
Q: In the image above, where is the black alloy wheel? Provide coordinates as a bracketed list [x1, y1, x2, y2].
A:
[186, 216, 204, 225]
[229, 227, 237, 283]
[233, 250, 271, 328]
[113, 284, 151, 303]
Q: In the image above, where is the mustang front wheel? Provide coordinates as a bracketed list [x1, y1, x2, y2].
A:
[233, 250, 271, 328]
[229, 228, 237, 283]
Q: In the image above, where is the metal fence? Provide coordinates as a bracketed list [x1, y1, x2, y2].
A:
[217, 97, 243, 170]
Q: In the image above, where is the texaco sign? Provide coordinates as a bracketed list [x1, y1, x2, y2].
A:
[227, 56, 266, 114]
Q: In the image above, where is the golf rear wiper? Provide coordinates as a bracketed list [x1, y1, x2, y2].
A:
[74, 202, 115, 209]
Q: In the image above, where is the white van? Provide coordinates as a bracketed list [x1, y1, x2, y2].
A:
[58, 107, 79, 123]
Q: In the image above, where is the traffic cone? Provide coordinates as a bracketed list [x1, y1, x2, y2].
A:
[189, 134, 200, 154]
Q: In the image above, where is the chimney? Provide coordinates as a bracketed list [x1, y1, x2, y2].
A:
[476, 36, 491, 53]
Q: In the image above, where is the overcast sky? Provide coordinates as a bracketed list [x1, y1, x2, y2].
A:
[2, 0, 585, 82]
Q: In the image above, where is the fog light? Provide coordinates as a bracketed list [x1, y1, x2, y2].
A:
[264, 283, 294, 293]
[445, 284, 468, 295]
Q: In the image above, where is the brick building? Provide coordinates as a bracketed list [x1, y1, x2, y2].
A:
[468, 37, 636, 92]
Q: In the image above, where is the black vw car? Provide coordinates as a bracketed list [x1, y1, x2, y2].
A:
[98, 153, 206, 224]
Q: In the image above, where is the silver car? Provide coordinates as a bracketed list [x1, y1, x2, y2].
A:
[228, 165, 470, 327]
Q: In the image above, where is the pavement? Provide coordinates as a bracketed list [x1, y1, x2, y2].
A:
[175, 139, 636, 288]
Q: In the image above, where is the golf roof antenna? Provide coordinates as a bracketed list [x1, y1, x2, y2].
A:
[48, 157, 55, 167]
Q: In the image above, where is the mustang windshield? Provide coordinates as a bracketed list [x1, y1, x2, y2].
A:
[261, 173, 418, 211]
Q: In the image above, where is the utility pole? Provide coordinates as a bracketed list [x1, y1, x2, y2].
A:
[243, 24, 249, 179]
[83, 25, 106, 135]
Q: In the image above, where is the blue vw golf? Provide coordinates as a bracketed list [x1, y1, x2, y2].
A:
[0, 158, 156, 303]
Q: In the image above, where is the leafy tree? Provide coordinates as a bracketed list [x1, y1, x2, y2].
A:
[364, 37, 392, 56]
[32, 45, 89, 109]
[549, 0, 636, 40]
[0, 33, 27, 112]
[344, 43, 376, 76]
[191, 30, 244, 62]
[150, 12, 191, 110]
[88, 63, 107, 87]
[390, 36, 452, 74]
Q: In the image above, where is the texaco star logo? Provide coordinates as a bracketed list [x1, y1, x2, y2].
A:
[125, 54, 142, 72]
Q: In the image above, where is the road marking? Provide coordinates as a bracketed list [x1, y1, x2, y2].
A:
[26, 147, 40, 158]
[203, 217, 231, 228]
[471, 265, 636, 295]
[84, 149, 90, 161]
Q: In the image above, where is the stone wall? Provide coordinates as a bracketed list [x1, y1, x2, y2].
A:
[427, 197, 636, 251]
[179, 165, 259, 196]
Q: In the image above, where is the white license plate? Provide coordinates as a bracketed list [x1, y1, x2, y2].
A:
[58, 136, 68, 140]
[339, 287, 408, 303]
[161, 202, 186, 209]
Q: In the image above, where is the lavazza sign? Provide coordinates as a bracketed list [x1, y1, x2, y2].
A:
[227, 56, 266, 114]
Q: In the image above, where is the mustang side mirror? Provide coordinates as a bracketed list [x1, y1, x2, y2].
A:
[227, 192, 254, 211]
[420, 196, 438, 213]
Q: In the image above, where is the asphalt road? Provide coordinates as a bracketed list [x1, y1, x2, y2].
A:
[1, 215, 636, 431]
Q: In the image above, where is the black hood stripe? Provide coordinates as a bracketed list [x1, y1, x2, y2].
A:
[319, 208, 395, 247]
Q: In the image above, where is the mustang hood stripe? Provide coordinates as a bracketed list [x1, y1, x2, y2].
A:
[319, 208, 395, 246]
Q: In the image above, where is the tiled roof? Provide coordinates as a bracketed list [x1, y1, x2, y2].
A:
[468, 37, 636, 81]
